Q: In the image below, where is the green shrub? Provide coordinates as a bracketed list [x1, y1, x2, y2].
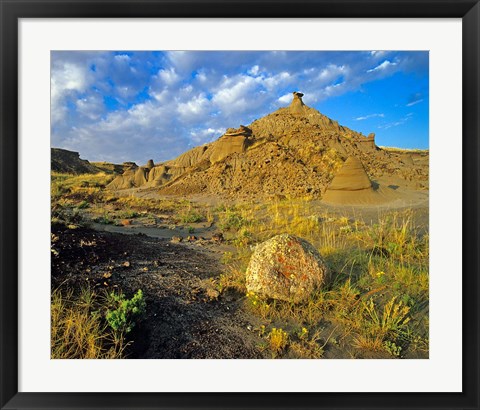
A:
[219, 210, 246, 231]
[105, 289, 146, 333]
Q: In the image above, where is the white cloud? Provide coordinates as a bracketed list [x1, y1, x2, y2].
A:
[322, 82, 345, 98]
[51, 61, 90, 124]
[318, 64, 347, 82]
[114, 54, 131, 63]
[377, 114, 411, 130]
[367, 60, 397, 73]
[262, 71, 292, 90]
[157, 68, 180, 86]
[196, 72, 208, 82]
[248, 65, 260, 76]
[370, 51, 387, 58]
[212, 75, 258, 114]
[355, 113, 385, 121]
[190, 127, 224, 144]
[149, 88, 169, 103]
[406, 98, 423, 107]
[76, 94, 105, 121]
[278, 93, 292, 104]
[177, 94, 211, 122]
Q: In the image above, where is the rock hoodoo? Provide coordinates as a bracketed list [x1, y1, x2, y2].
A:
[323, 156, 383, 204]
[245, 234, 329, 303]
[326, 156, 372, 191]
[289, 91, 306, 115]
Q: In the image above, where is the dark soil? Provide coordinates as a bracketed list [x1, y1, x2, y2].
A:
[51, 223, 265, 359]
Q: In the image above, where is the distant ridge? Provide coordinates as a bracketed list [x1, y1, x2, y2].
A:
[51, 148, 100, 174]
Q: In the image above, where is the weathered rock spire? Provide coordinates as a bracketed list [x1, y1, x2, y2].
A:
[289, 91, 306, 115]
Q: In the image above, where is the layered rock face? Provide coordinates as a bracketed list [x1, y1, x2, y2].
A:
[209, 134, 249, 164]
[106, 92, 429, 199]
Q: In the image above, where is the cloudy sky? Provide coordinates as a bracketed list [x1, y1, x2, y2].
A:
[51, 51, 428, 164]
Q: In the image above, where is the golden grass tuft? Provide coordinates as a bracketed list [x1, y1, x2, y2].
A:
[51, 287, 127, 359]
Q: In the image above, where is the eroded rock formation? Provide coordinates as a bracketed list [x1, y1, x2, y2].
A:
[105, 91, 429, 200]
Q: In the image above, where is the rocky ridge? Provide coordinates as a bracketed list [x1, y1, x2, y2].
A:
[51, 148, 101, 174]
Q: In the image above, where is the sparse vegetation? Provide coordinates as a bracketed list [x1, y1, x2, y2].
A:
[215, 199, 428, 359]
[51, 170, 428, 359]
[51, 286, 146, 359]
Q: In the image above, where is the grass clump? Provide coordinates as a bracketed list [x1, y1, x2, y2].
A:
[179, 208, 204, 224]
[268, 327, 289, 357]
[218, 207, 249, 231]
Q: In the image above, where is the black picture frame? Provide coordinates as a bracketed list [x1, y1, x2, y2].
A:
[1, 1, 479, 409]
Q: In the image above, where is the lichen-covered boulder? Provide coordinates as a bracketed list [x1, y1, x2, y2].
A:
[245, 234, 329, 303]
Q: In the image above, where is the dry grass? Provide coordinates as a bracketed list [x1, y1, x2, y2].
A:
[51, 287, 127, 359]
[215, 199, 429, 358]
[51, 172, 428, 359]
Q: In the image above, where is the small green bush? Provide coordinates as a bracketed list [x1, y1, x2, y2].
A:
[105, 289, 146, 333]
[219, 211, 246, 231]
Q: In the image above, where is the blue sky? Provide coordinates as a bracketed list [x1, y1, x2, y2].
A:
[51, 51, 428, 164]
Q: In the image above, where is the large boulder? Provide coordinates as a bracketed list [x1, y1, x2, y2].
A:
[246, 234, 329, 303]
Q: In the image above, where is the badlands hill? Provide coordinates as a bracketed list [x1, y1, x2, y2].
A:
[105, 92, 429, 202]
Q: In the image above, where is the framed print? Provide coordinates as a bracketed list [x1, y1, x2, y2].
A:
[1, 0, 479, 409]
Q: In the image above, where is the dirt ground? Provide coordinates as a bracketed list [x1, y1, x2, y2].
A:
[52, 222, 265, 359]
[52, 186, 429, 359]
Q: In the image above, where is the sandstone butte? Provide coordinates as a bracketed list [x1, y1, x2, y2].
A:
[106, 92, 429, 203]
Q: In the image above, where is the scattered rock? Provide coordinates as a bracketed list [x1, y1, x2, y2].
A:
[211, 232, 224, 243]
[171, 236, 183, 243]
[245, 234, 329, 303]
